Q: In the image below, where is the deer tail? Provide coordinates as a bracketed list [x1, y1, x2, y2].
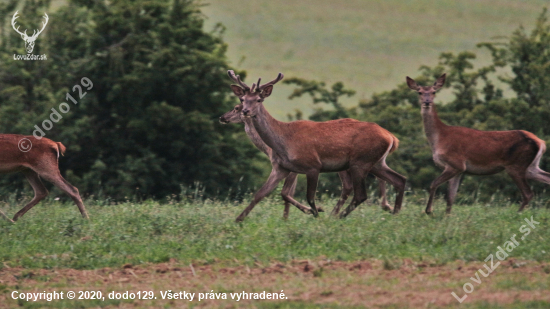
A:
[56, 142, 66, 159]
[389, 135, 399, 154]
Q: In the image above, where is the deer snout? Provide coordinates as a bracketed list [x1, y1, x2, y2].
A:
[242, 109, 250, 116]
[219, 116, 228, 124]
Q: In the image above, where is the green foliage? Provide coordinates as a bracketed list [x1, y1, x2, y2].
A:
[0, 197, 548, 269]
[0, 0, 263, 200]
[287, 9, 550, 203]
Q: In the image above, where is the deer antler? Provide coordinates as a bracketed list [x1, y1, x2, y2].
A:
[227, 70, 250, 91]
[30, 13, 48, 39]
[11, 11, 27, 38]
[257, 73, 284, 91]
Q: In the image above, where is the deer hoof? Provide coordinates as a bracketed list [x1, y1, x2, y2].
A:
[381, 204, 393, 212]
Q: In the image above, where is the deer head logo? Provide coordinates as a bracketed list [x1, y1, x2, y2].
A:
[11, 11, 49, 54]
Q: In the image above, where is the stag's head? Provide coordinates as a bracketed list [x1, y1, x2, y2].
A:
[227, 70, 283, 118]
[12, 11, 49, 54]
[219, 104, 245, 124]
[406, 74, 446, 108]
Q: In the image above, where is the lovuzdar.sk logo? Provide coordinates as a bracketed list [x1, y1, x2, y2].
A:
[11, 11, 48, 61]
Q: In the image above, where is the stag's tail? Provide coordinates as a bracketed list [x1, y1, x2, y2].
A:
[389, 135, 399, 154]
[56, 142, 66, 158]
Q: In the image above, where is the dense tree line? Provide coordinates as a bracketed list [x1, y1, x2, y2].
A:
[0, 0, 264, 200]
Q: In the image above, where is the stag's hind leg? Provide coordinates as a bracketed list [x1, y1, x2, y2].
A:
[12, 170, 49, 221]
[370, 163, 406, 214]
[339, 165, 372, 218]
[0, 209, 14, 223]
[507, 169, 534, 212]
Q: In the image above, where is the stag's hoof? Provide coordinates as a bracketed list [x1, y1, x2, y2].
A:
[381, 204, 393, 212]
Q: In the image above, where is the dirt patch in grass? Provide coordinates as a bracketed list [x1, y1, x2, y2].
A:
[0, 259, 549, 308]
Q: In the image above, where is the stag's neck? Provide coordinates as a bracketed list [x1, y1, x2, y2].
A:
[250, 104, 289, 156]
[421, 104, 447, 149]
[243, 118, 272, 157]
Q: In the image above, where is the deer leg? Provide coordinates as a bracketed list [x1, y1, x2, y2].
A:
[446, 174, 462, 214]
[12, 170, 49, 221]
[39, 170, 88, 219]
[377, 179, 392, 212]
[305, 172, 321, 217]
[331, 170, 353, 216]
[426, 167, 462, 214]
[339, 166, 370, 218]
[370, 164, 406, 214]
[236, 166, 290, 222]
[526, 167, 550, 185]
[507, 170, 533, 212]
[0, 209, 14, 223]
[281, 172, 312, 219]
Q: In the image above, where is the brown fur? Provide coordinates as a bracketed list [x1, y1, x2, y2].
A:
[227, 71, 406, 221]
[0, 134, 88, 222]
[407, 74, 550, 213]
[219, 105, 394, 218]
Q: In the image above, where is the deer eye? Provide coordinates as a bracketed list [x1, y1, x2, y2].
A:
[418, 92, 422, 95]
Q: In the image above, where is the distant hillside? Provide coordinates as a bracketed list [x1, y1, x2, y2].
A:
[201, 0, 548, 118]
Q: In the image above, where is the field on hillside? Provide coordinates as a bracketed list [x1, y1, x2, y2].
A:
[0, 195, 549, 308]
[201, 0, 549, 118]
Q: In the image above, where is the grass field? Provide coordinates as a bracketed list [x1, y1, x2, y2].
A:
[201, 0, 549, 118]
[0, 194, 549, 308]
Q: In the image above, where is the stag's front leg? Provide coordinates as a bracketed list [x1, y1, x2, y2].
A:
[281, 172, 312, 219]
[305, 171, 321, 217]
[236, 165, 290, 222]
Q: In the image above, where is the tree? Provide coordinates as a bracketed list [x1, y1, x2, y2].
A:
[0, 0, 264, 200]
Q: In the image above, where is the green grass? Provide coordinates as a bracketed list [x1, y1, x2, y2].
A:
[1, 194, 549, 269]
[201, 0, 549, 118]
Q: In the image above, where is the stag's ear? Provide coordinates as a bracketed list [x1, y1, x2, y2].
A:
[433, 73, 446, 90]
[260, 85, 274, 98]
[230, 85, 246, 97]
[406, 77, 419, 91]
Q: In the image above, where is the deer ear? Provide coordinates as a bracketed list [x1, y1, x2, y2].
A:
[433, 73, 446, 90]
[230, 85, 246, 97]
[260, 85, 274, 98]
[406, 77, 419, 91]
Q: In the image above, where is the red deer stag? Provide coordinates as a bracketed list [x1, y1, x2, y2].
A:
[227, 70, 406, 221]
[407, 73, 550, 214]
[219, 104, 394, 218]
[0, 135, 88, 222]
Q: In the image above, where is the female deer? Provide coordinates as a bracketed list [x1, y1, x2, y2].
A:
[407, 73, 550, 214]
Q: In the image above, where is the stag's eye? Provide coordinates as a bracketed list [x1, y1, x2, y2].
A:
[418, 92, 422, 95]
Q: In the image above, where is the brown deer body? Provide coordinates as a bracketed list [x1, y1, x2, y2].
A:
[407, 74, 550, 214]
[219, 104, 393, 218]
[227, 71, 406, 221]
[0, 134, 88, 222]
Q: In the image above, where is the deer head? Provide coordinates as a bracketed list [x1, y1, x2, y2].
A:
[227, 70, 284, 117]
[219, 104, 244, 124]
[406, 74, 446, 108]
[12, 11, 49, 54]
